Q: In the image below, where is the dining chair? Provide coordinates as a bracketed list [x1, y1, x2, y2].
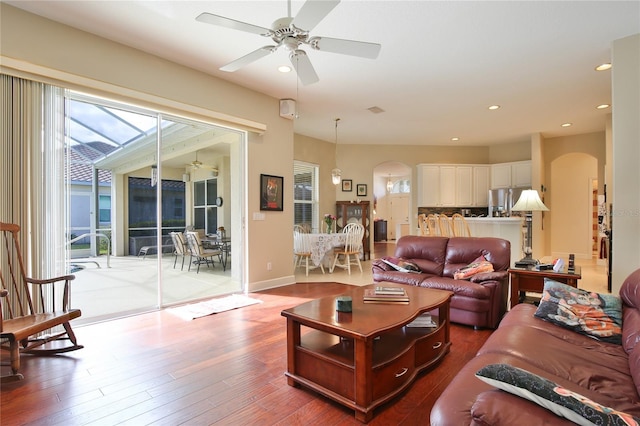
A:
[185, 231, 223, 273]
[293, 226, 324, 276]
[451, 213, 472, 237]
[330, 223, 364, 274]
[426, 214, 441, 236]
[438, 214, 454, 237]
[417, 214, 428, 236]
[169, 231, 189, 270]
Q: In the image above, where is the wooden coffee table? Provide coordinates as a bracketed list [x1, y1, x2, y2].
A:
[281, 284, 453, 422]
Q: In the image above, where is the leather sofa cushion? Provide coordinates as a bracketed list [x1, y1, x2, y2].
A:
[621, 269, 640, 355]
[419, 276, 491, 299]
[394, 236, 448, 276]
[442, 237, 511, 278]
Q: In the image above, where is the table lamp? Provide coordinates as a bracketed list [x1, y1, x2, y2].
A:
[511, 189, 549, 267]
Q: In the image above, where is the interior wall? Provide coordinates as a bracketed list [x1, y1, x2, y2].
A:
[541, 131, 606, 256]
[488, 140, 532, 163]
[612, 33, 640, 294]
[550, 153, 598, 259]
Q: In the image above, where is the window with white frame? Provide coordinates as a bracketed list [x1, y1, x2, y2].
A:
[293, 161, 319, 232]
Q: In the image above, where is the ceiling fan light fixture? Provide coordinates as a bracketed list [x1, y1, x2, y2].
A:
[278, 65, 292, 73]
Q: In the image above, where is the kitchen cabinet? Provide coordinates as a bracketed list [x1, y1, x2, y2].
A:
[491, 161, 531, 189]
[418, 164, 484, 207]
[336, 201, 370, 260]
[455, 166, 473, 206]
[511, 161, 532, 187]
[473, 166, 490, 206]
[417, 165, 440, 206]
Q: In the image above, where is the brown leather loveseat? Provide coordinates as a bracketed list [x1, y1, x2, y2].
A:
[430, 268, 640, 424]
[372, 236, 510, 329]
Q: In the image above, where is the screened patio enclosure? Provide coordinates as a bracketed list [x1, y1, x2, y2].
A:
[67, 93, 244, 323]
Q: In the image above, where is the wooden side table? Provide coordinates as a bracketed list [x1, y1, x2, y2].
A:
[508, 265, 581, 309]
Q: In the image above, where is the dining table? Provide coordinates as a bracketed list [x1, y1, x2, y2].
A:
[304, 232, 348, 267]
[202, 235, 231, 270]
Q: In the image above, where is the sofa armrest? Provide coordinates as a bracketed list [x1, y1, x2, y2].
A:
[470, 270, 508, 283]
[372, 257, 397, 272]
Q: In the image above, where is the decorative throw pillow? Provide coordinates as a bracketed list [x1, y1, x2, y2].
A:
[475, 364, 640, 426]
[454, 255, 494, 280]
[534, 279, 622, 344]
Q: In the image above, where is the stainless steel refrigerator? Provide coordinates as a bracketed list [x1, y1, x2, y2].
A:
[488, 187, 528, 217]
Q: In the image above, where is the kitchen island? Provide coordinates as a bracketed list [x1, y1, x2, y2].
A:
[463, 217, 523, 265]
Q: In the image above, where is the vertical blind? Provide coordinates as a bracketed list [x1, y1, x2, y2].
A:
[1, 74, 66, 314]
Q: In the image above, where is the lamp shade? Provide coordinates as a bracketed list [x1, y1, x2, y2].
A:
[511, 189, 549, 212]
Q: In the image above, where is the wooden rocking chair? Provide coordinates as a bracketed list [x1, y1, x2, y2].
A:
[0, 222, 83, 382]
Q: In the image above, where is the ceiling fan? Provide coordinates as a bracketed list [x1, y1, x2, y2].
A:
[185, 151, 218, 174]
[196, 0, 381, 85]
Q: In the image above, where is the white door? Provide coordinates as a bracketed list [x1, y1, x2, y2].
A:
[389, 194, 409, 240]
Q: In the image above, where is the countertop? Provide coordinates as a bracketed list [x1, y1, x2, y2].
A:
[463, 217, 523, 223]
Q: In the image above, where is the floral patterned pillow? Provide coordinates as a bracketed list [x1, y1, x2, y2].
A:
[476, 364, 640, 426]
[534, 279, 622, 344]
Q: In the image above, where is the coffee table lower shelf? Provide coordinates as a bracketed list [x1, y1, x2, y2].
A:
[284, 319, 450, 422]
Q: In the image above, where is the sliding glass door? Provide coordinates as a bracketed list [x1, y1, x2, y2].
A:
[66, 94, 243, 323]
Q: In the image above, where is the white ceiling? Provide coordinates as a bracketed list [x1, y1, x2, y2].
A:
[7, 1, 640, 148]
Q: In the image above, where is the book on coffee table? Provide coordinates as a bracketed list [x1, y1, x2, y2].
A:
[374, 286, 407, 295]
[363, 288, 409, 303]
[406, 313, 437, 328]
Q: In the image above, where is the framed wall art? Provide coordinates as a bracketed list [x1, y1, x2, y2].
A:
[357, 184, 367, 196]
[342, 179, 352, 192]
[260, 174, 283, 211]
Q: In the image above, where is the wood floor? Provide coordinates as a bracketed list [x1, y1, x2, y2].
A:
[0, 282, 492, 425]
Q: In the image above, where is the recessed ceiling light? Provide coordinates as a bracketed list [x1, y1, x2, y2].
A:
[278, 65, 292, 73]
[596, 104, 610, 109]
[488, 105, 500, 110]
[561, 123, 572, 127]
[595, 63, 612, 71]
[451, 137, 459, 141]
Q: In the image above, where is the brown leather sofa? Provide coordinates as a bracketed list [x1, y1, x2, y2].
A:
[430, 268, 640, 425]
[372, 236, 510, 329]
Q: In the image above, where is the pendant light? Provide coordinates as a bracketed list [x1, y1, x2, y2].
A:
[331, 118, 341, 185]
[386, 175, 393, 192]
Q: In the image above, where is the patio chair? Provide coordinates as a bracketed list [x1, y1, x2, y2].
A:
[169, 232, 189, 270]
[185, 231, 223, 273]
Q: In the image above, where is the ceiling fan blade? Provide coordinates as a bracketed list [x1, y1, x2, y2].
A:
[310, 36, 381, 59]
[290, 50, 319, 86]
[196, 12, 271, 36]
[292, 0, 340, 32]
[220, 46, 276, 72]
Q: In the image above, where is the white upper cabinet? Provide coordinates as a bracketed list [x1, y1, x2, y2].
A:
[417, 165, 440, 206]
[473, 166, 490, 206]
[418, 164, 486, 207]
[455, 166, 473, 206]
[491, 161, 531, 189]
[511, 161, 532, 187]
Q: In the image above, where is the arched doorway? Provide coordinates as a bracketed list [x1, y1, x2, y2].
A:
[373, 162, 412, 240]
[550, 153, 598, 259]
